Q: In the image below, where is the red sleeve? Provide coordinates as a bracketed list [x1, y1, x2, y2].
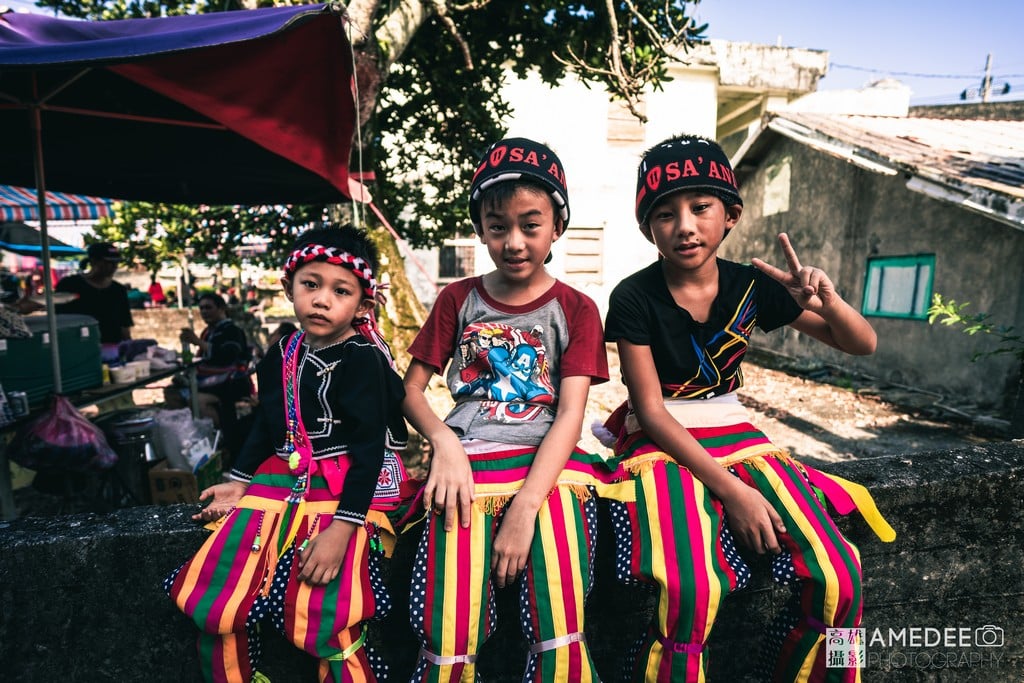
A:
[557, 284, 609, 385]
[406, 278, 474, 374]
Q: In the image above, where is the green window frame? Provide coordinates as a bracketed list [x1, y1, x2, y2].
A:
[862, 255, 935, 320]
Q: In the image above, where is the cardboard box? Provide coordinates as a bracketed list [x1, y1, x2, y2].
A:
[148, 452, 223, 505]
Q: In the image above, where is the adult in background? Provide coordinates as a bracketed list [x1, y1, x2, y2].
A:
[165, 293, 253, 461]
[55, 241, 133, 344]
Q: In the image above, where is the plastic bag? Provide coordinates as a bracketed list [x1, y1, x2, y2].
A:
[10, 395, 118, 471]
[151, 408, 215, 471]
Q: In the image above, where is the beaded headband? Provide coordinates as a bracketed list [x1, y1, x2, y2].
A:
[283, 244, 377, 299]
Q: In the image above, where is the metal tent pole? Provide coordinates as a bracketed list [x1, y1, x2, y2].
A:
[30, 76, 63, 394]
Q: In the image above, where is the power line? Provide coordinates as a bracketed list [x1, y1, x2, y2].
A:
[830, 63, 1024, 80]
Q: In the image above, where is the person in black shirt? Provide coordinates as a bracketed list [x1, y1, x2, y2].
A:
[164, 293, 252, 456]
[165, 225, 407, 682]
[600, 134, 892, 682]
[54, 242, 132, 344]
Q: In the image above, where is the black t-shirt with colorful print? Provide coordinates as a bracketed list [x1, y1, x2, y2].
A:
[605, 259, 802, 399]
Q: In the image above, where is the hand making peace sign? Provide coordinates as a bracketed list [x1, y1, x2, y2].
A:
[751, 233, 840, 315]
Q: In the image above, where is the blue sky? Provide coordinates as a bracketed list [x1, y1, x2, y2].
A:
[692, 0, 1024, 105]
[5, 0, 1023, 105]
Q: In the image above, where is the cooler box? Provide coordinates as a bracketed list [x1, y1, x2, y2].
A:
[0, 314, 103, 409]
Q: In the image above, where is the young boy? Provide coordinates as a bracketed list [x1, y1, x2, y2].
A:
[402, 137, 613, 681]
[166, 225, 409, 683]
[601, 134, 895, 682]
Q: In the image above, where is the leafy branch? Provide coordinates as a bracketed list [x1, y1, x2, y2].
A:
[928, 293, 1023, 362]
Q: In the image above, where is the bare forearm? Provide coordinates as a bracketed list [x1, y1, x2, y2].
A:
[402, 389, 457, 445]
[792, 300, 876, 356]
[819, 298, 876, 355]
[515, 412, 582, 510]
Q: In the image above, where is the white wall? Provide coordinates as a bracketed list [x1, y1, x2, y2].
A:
[404, 62, 762, 315]
[498, 69, 721, 315]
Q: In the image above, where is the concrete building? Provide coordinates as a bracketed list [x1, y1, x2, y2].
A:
[722, 110, 1024, 412]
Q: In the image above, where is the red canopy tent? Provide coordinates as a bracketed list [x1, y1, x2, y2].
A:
[0, 3, 362, 392]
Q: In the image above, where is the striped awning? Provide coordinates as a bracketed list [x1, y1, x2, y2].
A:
[0, 185, 115, 222]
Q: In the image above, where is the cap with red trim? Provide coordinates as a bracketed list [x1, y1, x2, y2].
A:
[635, 135, 742, 225]
[469, 137, 569, 234]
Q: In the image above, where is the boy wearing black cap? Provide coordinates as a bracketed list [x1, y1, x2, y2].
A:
[402, 137, 615, 681]
[55, 241, 133, 344]
[599, 134, 894, 682]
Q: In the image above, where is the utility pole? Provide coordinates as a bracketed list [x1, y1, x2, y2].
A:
[981, 53, 993, 103]
[960, 54, 1010, 102]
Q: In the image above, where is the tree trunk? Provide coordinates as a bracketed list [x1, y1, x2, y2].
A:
[365, 225, 427, 374]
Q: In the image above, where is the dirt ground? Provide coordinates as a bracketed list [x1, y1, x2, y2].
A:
[577, 345, 1000, 469]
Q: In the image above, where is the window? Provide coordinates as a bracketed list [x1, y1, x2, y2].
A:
[862, 255, 935, 320]
[763, 156, 791, 216]
[438, 242, 475, 280]
[563, 226, 604, 284]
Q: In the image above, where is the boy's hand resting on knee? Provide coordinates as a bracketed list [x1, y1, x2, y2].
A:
[491, 496, 538, 588]
[193, 481, 248, 522]
[297, 520, 356, 586]
[720, 483, 787, 555]
[423, 431, 476, 532]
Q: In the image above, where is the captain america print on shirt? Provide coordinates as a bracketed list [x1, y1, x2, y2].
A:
[453, 321, 554, 422]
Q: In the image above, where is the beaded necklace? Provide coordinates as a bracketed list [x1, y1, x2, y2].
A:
[281, 331, 312, 502]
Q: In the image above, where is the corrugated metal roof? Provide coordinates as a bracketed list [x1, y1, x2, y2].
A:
[736, 113, 1024, 230]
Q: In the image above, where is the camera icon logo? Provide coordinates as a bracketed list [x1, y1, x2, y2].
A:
[975, 625, 1004, 647]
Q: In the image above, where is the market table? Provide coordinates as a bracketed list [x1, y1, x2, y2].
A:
[0, 362, 197, 520]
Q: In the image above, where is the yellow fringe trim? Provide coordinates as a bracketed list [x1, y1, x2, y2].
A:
[621, 452, 675, 476]
[476, 493, 515, 515]
[619, 447, 895, 542]
[565, 483, 594, 502]
[621, 448, 792, 478]
[472, 480, 610, 515]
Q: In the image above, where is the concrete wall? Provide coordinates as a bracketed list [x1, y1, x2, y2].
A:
[909, 101, 1024, 121]
[131, 307, 274, 354]
[2, 440, 1022, 682]
[724, 138, 1024, 413]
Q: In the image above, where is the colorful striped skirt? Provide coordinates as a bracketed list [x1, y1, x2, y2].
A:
[167, 456, 394, 683]
[599, 397, 894, 683]
[407, 442, 629, 682]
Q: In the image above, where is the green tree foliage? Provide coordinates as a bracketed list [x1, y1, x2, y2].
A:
[40, 0, 706, 264]
[928, 293, 1023, 362]
[929, 293, 1023, 435]
[90, 202, 330, 274]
